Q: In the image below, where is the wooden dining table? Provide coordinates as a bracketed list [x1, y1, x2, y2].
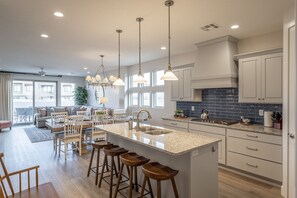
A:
[45, 119, 93, 154]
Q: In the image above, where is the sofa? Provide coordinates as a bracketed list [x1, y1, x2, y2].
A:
[34, 106, 115, 128]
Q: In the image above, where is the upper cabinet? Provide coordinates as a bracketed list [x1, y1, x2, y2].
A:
[171, 68, 193, 101]
[236, 49, 283, 104]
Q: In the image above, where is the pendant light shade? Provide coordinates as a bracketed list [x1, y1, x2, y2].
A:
[134, 17, 148, 84]
[113, 29, 125, 86]
[161, 0, 178, 81]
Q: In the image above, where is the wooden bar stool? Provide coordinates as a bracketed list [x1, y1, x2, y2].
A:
[99, 145, 129, 198]
[87, 140, 112, 185]
[140, 162, 179, 198]
[113, 152, 151, 198]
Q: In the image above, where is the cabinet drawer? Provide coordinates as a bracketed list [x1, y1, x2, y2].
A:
[192, 130, 225, 164]
[189, 123, 225, 136]
[227, 129, 281, 145]
[228, 137, 282, 163]
[163, 120, 188, 131]
[227, 152, 282, 182]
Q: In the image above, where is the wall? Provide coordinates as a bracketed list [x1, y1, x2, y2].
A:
[12, 73, 85, 106]
[237, 31, 283, 54]
[177, 88, 282, 124]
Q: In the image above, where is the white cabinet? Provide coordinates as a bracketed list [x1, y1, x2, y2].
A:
[163, 119, 189, 132]
[189, 123, 226, 164]
[171, 68, 192, 101]
[227, 129, 282, 181]
[238, 52, 282, 104]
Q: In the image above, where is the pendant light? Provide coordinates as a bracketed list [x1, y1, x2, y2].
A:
[134, 17, 147, 84]
[160, 0, 178, 81]
[113, 29, 125, 86]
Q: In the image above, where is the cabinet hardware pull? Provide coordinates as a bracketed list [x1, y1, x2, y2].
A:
[246, 134, 258, 138]
[171, 123, 178, 125]
[262, 98, 265, 100]
[246, 147, 258, 151]
[212, 146, 216, 152]
[258, 98, 260, 100]
[289, 133, 295, 139]
[246, 163, 258, 168]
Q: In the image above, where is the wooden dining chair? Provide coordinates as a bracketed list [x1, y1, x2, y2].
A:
[51, 112, 68, 153]
[85, 115, 107, 143]
[58, 116, 84, 160]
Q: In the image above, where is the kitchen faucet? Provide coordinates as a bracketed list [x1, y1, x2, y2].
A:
[134, 109, 152, 131]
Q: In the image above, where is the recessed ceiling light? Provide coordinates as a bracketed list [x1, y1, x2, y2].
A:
[68, 72, 72, 75]
[231, 24, 239, 29]
[161, 46, 166, 50]
[87, 71, 90, 74]
[40, 34, 49, 38]
[83, 67, 88, 70]
[54, 12, 64, 17]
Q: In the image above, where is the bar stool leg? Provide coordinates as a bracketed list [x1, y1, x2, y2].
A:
[109, 156, 115, 198]
[112, 157, 118, 178]
[87, 148, 95, 177]
[98, 154, 107, 187]
[157, 180, 161, 198]
[171, 178, 179, 198]
[95, 148, 100, 185]
[147, 178, 154, 198]
[134, 167, 138, 192]
[113, 163, 124, 198]
[140, 176, 147, 198]
[129, 166, 134, 198]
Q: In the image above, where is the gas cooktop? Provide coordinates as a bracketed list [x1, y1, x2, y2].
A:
[190, 118, 239, 125]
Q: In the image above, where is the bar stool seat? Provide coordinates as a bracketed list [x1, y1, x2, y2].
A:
[87, 140, 112, 185]
[99, 145, 129, 198]
[113, 152, 150, 198]
[140, 162, 179, 198]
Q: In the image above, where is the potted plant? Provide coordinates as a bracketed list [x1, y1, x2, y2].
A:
[271, 112, 282, 129]
[74, 86, 88, 105]
[174, 109, 184, 118]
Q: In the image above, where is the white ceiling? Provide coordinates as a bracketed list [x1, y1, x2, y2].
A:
[0, 0, 293, 76]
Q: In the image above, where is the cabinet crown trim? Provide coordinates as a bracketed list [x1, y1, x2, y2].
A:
[234, 48, 283, 60]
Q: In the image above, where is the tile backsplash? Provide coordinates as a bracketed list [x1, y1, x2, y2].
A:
[176, 88, 282, 124]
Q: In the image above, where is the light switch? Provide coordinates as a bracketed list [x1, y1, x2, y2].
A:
[259, 109, 264, 116]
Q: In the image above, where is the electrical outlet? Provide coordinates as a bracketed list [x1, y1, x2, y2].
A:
[259, 109, 264, 116]
[191, 106, 195, 111]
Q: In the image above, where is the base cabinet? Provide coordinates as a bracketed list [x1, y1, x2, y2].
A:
[163, 119, 189, 132]
[189, 123, 226, 164]
[227, 129, 282, 182]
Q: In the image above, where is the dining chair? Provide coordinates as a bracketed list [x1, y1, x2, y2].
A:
[51, 112, 68, 153]
[113, 109, 128, 123]
[77, 110, 87, 116]
[85, 115, 107, 143]
[58, 116, 84, 160]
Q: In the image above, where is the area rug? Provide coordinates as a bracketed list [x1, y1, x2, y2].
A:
[24, 127, 53, 143]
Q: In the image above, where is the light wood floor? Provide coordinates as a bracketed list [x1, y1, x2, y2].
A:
[0, 126, 283, 198]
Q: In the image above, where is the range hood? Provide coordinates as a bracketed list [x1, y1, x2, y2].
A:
[192, 35, 238, 89]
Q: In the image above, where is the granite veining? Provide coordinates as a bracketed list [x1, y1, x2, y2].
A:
[96, 123, 220, 156]
[162, 117, 282, 136]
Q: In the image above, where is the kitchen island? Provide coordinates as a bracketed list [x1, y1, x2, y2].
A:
[96, 122, 220, 198]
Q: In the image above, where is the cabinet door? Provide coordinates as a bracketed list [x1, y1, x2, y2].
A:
[261, 53, 283, 103]
[239, 57, 262, 103]
[182, 68, 192, 101]
[171, 70, 181, 101]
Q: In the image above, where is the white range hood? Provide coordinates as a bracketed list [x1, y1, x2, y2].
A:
[192, 35, 239, 89]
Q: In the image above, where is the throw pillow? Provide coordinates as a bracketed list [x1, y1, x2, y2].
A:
[38, 108, 47, 117]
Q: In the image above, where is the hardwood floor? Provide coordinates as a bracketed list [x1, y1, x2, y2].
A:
[0, 126, 283, 198]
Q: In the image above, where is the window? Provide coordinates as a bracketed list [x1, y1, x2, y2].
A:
[140, 72, 151, 87]
[61, 83, 75, 106]
[41, 85, 54, 93]
[130, 93, 138, 106]
[141, 92, 150, 107]
[130, 75, 139, 88]
[153, 70, 164, 86]
[13, 83, 22, 93]
[153, 92, 164, 108]
[25, 84, 33, 92]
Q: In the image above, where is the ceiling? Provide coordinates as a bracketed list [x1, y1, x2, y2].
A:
[0, 0, 293, 76]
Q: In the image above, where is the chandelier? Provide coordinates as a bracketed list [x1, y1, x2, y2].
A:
[85, 55, 116, 87]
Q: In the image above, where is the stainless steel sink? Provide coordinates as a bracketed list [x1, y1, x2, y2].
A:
[144, 129, 172, 135]
[138, 126, 158, 132]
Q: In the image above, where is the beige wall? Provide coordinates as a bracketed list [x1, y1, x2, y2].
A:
[237, 31, 283, 54]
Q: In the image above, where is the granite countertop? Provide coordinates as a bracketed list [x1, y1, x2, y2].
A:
[162, 117, 283, 136]
[96, 123, 221, 156]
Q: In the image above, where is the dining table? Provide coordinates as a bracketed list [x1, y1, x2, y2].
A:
[45, 118, 93, 154]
